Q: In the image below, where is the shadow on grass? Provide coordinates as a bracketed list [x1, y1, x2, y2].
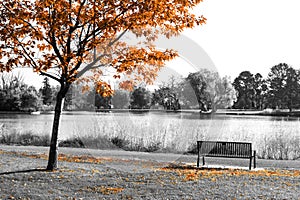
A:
[0, 168, 48, 175]
[164, 163, 248, 171]
[164, 163, 198, 170]
[163, 163, 224, 171]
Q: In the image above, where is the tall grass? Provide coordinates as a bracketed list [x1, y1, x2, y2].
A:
[64, 114, 300, 159]
[258, 121, 300, 160]
[0, 123, 50, 146]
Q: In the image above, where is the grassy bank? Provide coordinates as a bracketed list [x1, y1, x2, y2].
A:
[0, 130, 168, 153]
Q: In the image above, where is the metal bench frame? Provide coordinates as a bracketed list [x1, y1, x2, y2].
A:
[197, 141, 256, 170]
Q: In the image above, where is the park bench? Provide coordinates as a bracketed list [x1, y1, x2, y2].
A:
[197, 141, 256, 170]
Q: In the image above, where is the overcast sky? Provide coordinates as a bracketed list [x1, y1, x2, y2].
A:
[179, 0, 300, 79]
[14, 0, 300, 88]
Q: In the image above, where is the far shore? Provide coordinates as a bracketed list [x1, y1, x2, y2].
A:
[1, 108, 300, 117]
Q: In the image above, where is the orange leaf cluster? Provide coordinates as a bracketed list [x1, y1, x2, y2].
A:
[57, 153, 103, 164]
[86, 186, 124, 195]
[95, 81, 114, 97]
[159, 165, 300, 182]
[0, 150, 106, 164]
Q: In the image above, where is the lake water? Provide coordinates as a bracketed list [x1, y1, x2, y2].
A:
[1, 112, 299, 159]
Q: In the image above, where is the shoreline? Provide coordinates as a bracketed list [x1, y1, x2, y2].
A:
[1, 109, 300, 117]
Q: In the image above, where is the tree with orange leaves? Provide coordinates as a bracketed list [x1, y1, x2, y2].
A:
[0, 0, 206, 170]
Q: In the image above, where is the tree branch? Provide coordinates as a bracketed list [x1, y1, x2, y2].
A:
[40, 71, 61, 83]
[75, 26, 131, 78]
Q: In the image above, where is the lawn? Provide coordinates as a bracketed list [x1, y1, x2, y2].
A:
[0, 146, 299, 199]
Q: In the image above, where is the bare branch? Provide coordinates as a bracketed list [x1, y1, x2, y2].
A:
[16, 39, 38, 68]
[40, 71, 61, 83]
[91, 63, 107, 69]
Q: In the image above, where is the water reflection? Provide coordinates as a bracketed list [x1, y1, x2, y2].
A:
[1, 111, 299, 141]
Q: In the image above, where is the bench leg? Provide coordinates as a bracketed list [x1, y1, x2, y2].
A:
[202, 156, 205, 166]
[249, 150, 257, 170]
[197, 142, 200, 168]
[253, 150, 256, 169]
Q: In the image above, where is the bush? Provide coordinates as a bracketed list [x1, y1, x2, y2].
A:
[58, 135, 119, 150]
[18, 132, 50, 146]
[110, 136, 129, 149]
[80, 136, 117, 149]
[144, 141, 162, 152]
[121, 138, 162, 152]
[59, 138, 85, 148]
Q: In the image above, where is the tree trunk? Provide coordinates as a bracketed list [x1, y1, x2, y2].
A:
[46, 85, 69, 170]
[289, 98, 293, 112]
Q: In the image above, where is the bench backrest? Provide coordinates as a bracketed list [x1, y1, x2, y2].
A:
[197, 141, 252, 158]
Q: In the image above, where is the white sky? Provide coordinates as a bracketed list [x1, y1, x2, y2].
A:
[181, 0, 300, 79]
[11, 0, 300, 87]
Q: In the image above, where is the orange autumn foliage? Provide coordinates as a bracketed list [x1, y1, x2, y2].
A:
[160, 165, 300, 182]
[86, 186, 124, 195]
[0, 149, 113, 164]
[0, 0, 206, 94]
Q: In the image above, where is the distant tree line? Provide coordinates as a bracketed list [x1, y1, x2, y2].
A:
[0, 74, 130, 112]
[132, 69, 236, 112]
[0, 69, 236, 112]
[1, 63, 299, 112]
[130, 63, 300, 112]
[233, 63, 300, 111]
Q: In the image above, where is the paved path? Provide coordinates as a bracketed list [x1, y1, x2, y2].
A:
[1, 145, 300, 170]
